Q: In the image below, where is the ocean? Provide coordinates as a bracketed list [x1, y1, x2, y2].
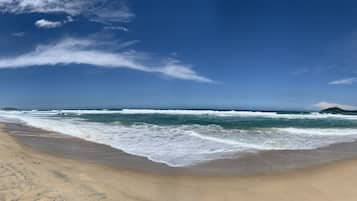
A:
[1, 109, 357, 167]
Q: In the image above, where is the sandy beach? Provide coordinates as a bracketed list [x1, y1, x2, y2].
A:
[1, 123, 357, 201]
[2, 0, 357, 200]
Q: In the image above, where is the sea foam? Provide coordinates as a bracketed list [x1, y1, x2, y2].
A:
[1, 110, 357, 167]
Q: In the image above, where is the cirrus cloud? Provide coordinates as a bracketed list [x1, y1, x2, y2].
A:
[35, 19, 62, 29]
[104, 26, 129, 32]
[0, 38, 214, 83]
[0, 0, 133, 23]
[11, 32, 25, 37]
[328, 77, 357, 85]
[34, 16, 75, 29]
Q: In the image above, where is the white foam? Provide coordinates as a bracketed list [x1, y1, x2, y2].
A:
[1, 110, 357, 166]
[0, 111, 249, 166]
[56, 109, 357, 120]
[4, 109, 357, 120]
[276, 127, 357, 136]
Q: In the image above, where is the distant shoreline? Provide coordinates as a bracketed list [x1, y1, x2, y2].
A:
[1, 107, 316, 113]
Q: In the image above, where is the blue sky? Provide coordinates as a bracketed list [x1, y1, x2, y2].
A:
[0, 0, 356, 110]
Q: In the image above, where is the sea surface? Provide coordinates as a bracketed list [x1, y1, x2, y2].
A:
[1, 109, 357, 167]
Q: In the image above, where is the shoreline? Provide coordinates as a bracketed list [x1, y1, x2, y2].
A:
[3, 123, 357, 200]
[5, 122, 357, 176]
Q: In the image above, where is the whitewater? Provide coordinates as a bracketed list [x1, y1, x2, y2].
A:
[1, 109, 357, 167]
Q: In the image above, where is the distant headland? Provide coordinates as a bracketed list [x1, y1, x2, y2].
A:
[320, 107, 357, 115]
[1, 107, 19, 111]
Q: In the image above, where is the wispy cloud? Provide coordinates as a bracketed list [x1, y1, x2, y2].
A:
[328, 77, 357, 85]
[0, 38, 213, 83]
[0, 0, 133, 23]
[117, 40, 141, 49]
[66, 16, 74, 23]
[291, 68, 309, 76]
[11, 32, 25, 37]
[104, 26, 129, 32]
[313, 101, 357, 110]
[35, 19, 63, 29]
[34, 16, 74, 29]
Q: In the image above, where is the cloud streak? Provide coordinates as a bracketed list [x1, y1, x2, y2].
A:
[104, 26, 129, 32]
[313, 101, 357, 110]
[35, 19, 62, 29]
[329, 77, 357, 85]
[0, 38, 213, 83]
[34, 16, 74, 29]
[0, 0, 133, 23]
[11, 32, 25, 37]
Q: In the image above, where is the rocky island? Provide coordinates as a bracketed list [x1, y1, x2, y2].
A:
[320, 107, 357, 115]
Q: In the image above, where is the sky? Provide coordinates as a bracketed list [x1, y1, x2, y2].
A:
[0, 0, 356, 110]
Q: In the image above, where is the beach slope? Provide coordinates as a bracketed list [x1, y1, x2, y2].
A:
[1, 123, 357, 201]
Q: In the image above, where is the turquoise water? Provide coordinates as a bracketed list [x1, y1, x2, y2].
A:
[70, 113, 357, 129]
[1, 109, 357, 166]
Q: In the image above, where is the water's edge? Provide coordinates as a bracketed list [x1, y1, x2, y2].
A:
[4, 121, 357, 176]
[2, 109, 357, 167]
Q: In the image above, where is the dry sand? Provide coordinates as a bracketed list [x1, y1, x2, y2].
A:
[1, 123, 357, 201]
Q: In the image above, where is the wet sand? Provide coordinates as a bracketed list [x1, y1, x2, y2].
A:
[6, 122, 357, 176]
[2, 122, 357, 200]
